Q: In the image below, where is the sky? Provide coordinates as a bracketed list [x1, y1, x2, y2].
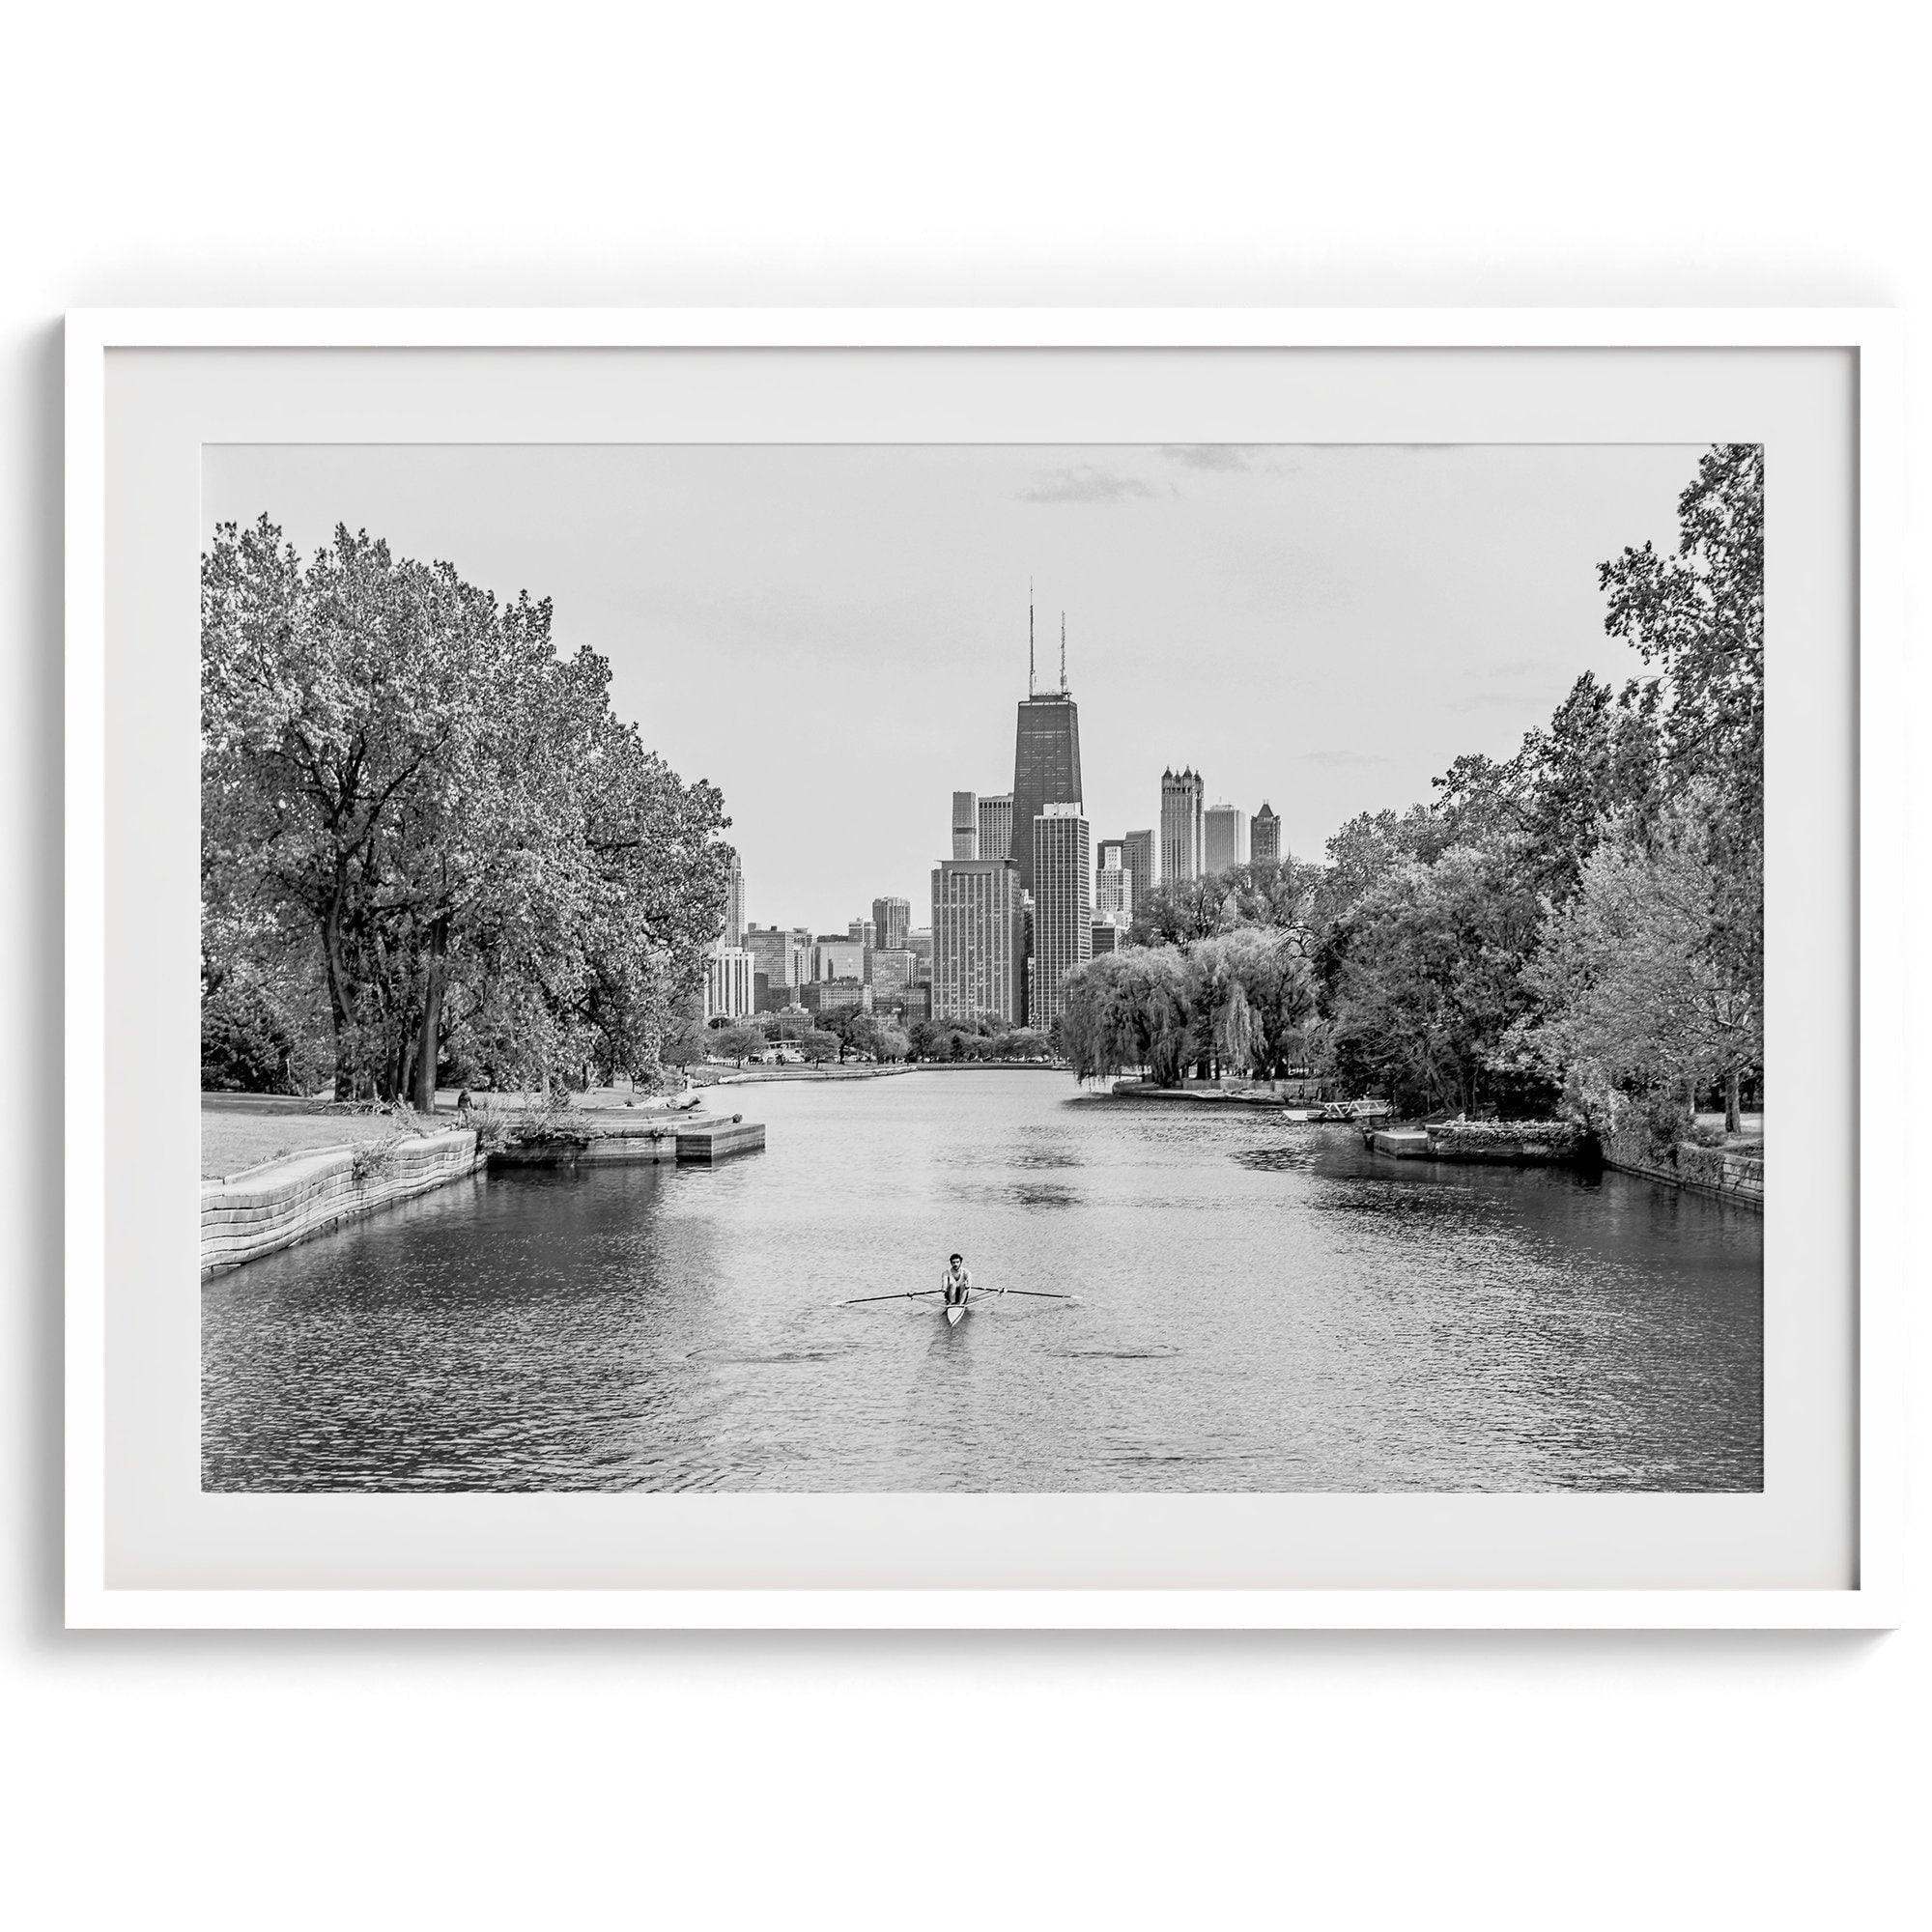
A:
[205, 442, 1697, 936]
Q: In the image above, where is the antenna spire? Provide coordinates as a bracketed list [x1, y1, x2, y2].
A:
[1060, 611, 1066, 692]
[1028, 579, 1036, 695]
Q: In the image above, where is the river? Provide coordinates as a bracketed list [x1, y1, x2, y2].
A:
[201, 1070, 1763, 1492]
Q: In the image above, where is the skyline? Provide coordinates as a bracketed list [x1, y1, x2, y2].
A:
[205, 442, 1699, 933]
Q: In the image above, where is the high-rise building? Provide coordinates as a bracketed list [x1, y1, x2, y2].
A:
[1009, 610, 1082, 892]
[800, 978, 872, 1018]
[869, 948, 918, 1007]
[1120, 829, 1156, 911]
[871, 895, 911, 952]
[930, 858, 1025, 1023]
[1251, 802, 1282, 867]
[703, 945, 755, 1021]
[1160, 769, 1206, 883]
[1095, 841, 1134, 923]
[1030, 805, 1092, 1033]
[951, 791, 979, 861]
[977, 794, 1014, 867]
[813, 936, 866, 982]
[743, 923, 807, 995]
[1205, 801, 1247, 874]
[721, 851, 746, 948]
[1091, 920, 1122, 955]
[848, 917, 875, 951]
[906, 927, 933, 980]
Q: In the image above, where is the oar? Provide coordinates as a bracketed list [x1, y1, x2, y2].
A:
[992, 1289, 1077, 1300]
[839, 1289, 942, 1306]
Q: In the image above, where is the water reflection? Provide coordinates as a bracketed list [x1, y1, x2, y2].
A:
[203, 1071, 1762, 1492]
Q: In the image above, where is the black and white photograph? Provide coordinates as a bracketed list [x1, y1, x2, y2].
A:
[199, 438, 1764, 1494]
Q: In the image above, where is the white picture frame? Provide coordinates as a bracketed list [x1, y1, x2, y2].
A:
[66, 308, 1905, 1630]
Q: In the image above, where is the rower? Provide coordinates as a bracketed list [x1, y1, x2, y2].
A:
[928, 1253, 1005, 1307]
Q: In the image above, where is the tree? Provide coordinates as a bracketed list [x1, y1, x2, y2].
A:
[1598, 442, 1764, 1102]
[707, 1022, 762, 1067]
[1060, 947, 1192, 1086]
[1212, 926, 1318, 1079]
[799, 1029, 840, 1067]
[1325, 846, 1549, 1117]
[202, 517, 729, 1107]
[1508, 799, 1761, 1132]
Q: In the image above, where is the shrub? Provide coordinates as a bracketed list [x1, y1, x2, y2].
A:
[349, 1135, 403, 1183]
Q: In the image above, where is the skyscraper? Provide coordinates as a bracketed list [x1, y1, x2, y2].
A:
[1120, 829, 1156, 911]
[848, 917, 875, 951]
[1160, 769, 1205, 883]
[871, 895, 911, 952]
[869, 948, 918, 1008]
[1030, 805, 1092, 1033]
[722, 851, 746, 948]
[1009, 607, 1082, 892]
[977, 794, 1014, 867]
[1251, 802, 1282, 867]
[703, 945, 754, 1021]
[814, 935, 866, 982]
[951, 791, 978, 860]
[743, 923, 807, 999]
[930, 858, 1025, 1023]
[1095, 841, 1134, 923]
[1205, 801, 1246, 874]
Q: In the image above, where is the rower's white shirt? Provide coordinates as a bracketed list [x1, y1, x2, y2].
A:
[942, 1265, 974, 1293]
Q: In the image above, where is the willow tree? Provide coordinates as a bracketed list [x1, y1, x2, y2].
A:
[1059, 947, 1192, 1087]
[202, 516, 729, 1106]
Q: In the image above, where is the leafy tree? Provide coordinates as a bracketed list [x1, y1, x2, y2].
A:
[202, 517, 729, 1107]
[1325, 846, 1549, 1117]
[706, 1022, 763, 1066]
[869, 1020, 911, 1063]
[799, 1029, 840, 1066]
[1598, 442, 1764, 1082]
[1002, 1027, 1049, 1062]
[1059, 947, 1192, 1086]
[1507, 799, 1761, 1131]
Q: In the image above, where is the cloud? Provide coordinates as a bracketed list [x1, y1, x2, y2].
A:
[1017, 465, 1154, 504]
[1160, 444, 1257, 472]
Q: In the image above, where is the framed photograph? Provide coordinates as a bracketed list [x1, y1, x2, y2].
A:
[66, 309, 1902, 1629]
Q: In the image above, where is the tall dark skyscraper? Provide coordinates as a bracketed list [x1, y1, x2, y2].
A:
[1251, 802, 1282, 867]
[1009, 605, 1083, 892]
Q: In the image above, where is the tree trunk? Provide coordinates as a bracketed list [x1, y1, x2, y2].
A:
[321, 901, 359, 1102]
[1724, 1063, 1742, 1137]
[411, 918, 448, 1116]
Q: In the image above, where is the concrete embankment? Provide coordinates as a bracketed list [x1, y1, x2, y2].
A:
[202, 1128, 484, 1275]
[202, 1113, 767, 1273]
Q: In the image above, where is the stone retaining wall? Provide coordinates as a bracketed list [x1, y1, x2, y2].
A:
[1605, 1139, 1764, 1209]
[201, 1128, 483, 1274]
[1599, 1116, 1764, 1209]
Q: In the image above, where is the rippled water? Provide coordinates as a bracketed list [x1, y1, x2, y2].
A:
[202, 1071, 1763, 1492]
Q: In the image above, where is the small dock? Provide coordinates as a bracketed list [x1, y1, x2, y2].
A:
[1371, 1128, 1434, 1160]
[673, 1118, 767, 1162]
[488, 1112, 766, 1167]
